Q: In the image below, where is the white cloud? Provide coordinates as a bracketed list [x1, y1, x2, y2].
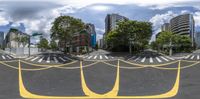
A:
[90, 5, 111, 11]
[194, 12, 200, 28]
[0, 13, 9, 26]
[149, 11, 177, 41]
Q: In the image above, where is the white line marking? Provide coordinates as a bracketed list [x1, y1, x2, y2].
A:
[64, 56, 73, 61]
[59, 57, 66, 62]
[38, 57, 44, 63]
[104, 55, 109, 59]
[46, 57, 50, 63]
[128, 56, 135, 60]
[94, 55, 97, 59]
[2, 55, 5, 59]
[160, 56, 169, 61]
[185, 55, 191, 59]
[155, 57, 162, 63]
[25, 56, 34, 60]
[190, 55, 195, 59]
[150, 57, 153, 63]
[141, 57, 146, 62]
[31, 56, 39, 61]
[53, 57, 58, 63]
[134, 57, 140, 61]
[87, 55, 93, 59]
[100, 55, 102, 59]
[6, 55, 12, 59]
[165, 56, 175, 60]
[197, 55, 200, 60]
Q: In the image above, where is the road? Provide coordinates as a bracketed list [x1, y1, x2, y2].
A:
[0, 50, 200, 99]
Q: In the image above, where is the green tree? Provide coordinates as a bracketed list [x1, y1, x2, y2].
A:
[50, 16, 85, 53]
[50, 40, 58, 51]
[106, 20, 152, 52]
[38, 38, 49, 51]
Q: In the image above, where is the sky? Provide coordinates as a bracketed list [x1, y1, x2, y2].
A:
[0, 0, 200, 43]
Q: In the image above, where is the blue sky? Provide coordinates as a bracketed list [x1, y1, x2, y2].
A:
[0, 0, 200, 43]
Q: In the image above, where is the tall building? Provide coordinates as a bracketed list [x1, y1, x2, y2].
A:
[170, 14, 195, 46]
[161, 23, 170, 32]
[0, 31, 4, 49]
[195, 32, 200, 48]
[105, 13, 128, 33]
[104, 13, 128, 48]
[86, 23, 96, 48]
[5, 29, 30, 48]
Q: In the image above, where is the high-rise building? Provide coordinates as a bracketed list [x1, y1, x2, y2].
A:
[104, 13, 128, 49]
[86, 23, 96, 48]
[0, 31, 4, 49]
[195, 32, 200, 48]
[105, 13, 128, 33]
[170, 14, 195, 46]
[161, 23, 170, 32]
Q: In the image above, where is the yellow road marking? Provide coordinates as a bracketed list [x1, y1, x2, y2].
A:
[19, 60, 181, 98]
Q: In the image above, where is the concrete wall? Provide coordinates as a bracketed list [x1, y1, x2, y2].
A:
[5, 47, 39, 56]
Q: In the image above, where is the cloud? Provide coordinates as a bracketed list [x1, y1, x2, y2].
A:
[0, 15, 9, 26]
[194, 12, 200, 28]
[149, 11, 177, 41]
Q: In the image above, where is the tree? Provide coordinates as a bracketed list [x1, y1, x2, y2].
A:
[50, 16, 85, 53]
[50, 40, 58, 51]
[105, 20, 152, 52]
[38, 38, 49, 51]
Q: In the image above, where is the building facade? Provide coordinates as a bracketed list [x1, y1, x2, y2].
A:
[104, 13, 128, 49]
[170, 14, 195, 46]
[5, 29, 30, 48]
[0, 31, 4, 49]
[71, 30, 91, 53]
[195, 32, 200, 48]
[161, 23, 170, 32]
[86, 23, 96, 48]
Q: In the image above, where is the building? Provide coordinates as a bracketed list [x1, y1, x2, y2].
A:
[5, 29, 30, 48]
[71, 30, 91, 53]
[161, 23, 170, 32]
[170, 14, 195, 46]
[0, 31, 4, 49]
[86, 23, 96, 48]
[104, 13, 128, 48]
[195, 32, 200, 48]
[98, 39, 104, 49]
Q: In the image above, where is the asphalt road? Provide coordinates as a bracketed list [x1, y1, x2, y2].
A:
[0, 51, 200, 98]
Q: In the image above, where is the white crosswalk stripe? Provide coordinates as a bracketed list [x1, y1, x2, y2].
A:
[25, 56, 34, 60]
[59, 57, 66, 62]
[38, 57, 44, 63]
[160, 56, 169, 61]
[83, 55, 88, 58]
[100, 55, 102, 59]
[197, 55, 200, 60]
[155, 57, 162, 63]
[46, 57, 50, 63]
[93, 55, 97, 59]
[149, 57, 153, 63]
[2, 55, 6, 59]
[64, 56, 73, 61]
[104, 55, 109, 59]
[134, 57, 140, 61]
[190, 55, 195, 59]
[128, 56, 135, 60]
[53, 57, 58, 63]
[6, 55, 12, 59]
[31, 56, 39, 61]
[185, 55, 191, 59]
[87, 55, 93, 59]
[141, 57, 146, 63]
[165, 56, 175, 60]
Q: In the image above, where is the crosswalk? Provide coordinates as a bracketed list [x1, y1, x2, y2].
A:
[0, 55, 14, 60]
[83, 54, 114, 60]
[24, 55, 72, 63]
[128, 56, 175, 63]
[184, 54, 200, 60]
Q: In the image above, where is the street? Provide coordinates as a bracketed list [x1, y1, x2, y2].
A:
[0, 50, 200, 99]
